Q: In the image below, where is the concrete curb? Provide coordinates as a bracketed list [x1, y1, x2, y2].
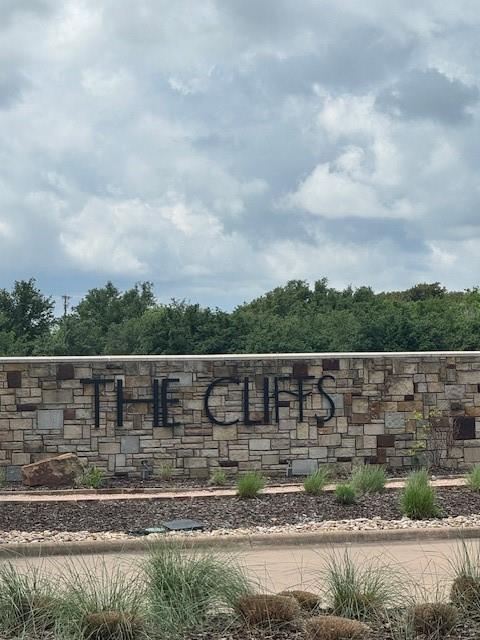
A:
[2, 526, 480, 559]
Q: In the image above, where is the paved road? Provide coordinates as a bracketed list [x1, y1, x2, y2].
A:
[4, 537, 475, 595]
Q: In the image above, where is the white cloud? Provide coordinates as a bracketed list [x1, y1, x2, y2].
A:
[1, 0, 480, 306]
[287, 163, 414, 219]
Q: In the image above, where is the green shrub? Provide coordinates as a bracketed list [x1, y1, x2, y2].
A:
[237, 471, 265, 498]
[335, 483, 356, 505]
[209, 469, 227, 486]
[76, 466, 104, 489]
[321, 550, 404, 621]
[57, 558, 147, 640]
[466, 464, 480, 491]
[304, 468, 329, 495]
[400, 469, 439, 519]
[0, 467, 5, 488]
[0, 563, 59, 636]
[145, 542, 251, 637]
[350, 464, 387, 494]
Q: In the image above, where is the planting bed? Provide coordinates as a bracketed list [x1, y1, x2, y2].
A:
[0, 468, 461, 492]
[1, 486, 480, 534]
[184, 615, 480, 640]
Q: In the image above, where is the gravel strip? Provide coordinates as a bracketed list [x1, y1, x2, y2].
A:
[2, 513, 480, 546]
[0, 487, 479, 534]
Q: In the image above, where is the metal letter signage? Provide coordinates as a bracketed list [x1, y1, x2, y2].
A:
[47, 370, 338, 431]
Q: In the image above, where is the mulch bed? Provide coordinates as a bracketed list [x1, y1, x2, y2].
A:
[184, 616, 480, 640]
[1, 486, 480, 533]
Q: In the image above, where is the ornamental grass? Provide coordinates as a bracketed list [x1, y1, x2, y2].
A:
[400, 468, 440, 519]
[236, 471, 265, 498]
[303, 468, 329, 495]
[319, 549, 406, 622]
[144, 541, 251, 637]
[350, 464, 387, 494]
[466, 464, 480, 491]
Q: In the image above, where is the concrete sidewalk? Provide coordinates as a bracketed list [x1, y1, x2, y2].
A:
[4, 536, 473, 595]
[0, 476, 466, 503]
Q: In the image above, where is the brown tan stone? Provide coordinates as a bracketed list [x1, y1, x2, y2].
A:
[21, 453, 84, 487]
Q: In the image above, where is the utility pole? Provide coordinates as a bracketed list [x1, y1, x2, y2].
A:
[62, 294, 71, 318]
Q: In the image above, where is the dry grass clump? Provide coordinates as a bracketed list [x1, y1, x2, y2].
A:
[84, 611, 142, 640]
[277, 589, 321, 613]
[412, 603, 458, 638]
[451, 574, 480, 610]
[305, 615, 369, 639]
[236, 594, 300, 625]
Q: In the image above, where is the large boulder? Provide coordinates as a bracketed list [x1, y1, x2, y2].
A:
[22, 453, 84, 487]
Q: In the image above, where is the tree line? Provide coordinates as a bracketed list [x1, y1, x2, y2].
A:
[0, 278, 478, 356]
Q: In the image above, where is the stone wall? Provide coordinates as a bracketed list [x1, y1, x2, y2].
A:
[0, 352, 480, 480]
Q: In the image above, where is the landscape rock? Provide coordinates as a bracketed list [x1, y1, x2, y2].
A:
[21, 453, 84, 487]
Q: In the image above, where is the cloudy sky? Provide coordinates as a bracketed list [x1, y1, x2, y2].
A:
[1, 1, 480, 309]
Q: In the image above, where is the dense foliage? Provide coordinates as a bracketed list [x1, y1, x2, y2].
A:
[2, 278, 479, 355]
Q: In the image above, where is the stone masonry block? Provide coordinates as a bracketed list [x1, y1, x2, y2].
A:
[387, 378, 414, 396]
[445, 385, 465, 400]
[249, 439, 270, 451]
[43, 389, 73, 404]
[385, 412, 405, 430]
[121, 436, 140, 454]
[37, 409, 64, 430]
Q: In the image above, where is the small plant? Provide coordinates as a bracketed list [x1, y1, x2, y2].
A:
[145, 541, 250, 637]
[466, 464, 480, 491]
[0, 563, 59, 636]
[335, 483, 356, 505]
[320, 550, 404, 621]
[412, 603, 458, 638]
[158, 463, 173, 481]
[209, 469, 227, 486]
[449, 541, 480, 610]
[350, 464, 387, 494]
[57, 558, 146, 640]
[305, 615, 369, 639]
[83, 611, 143, 640]
[278, 589, 321, 613]
[410, 408, 451, 468]
[236, 471, 265, 498]
[236, 594, 300, 625]
[400, 469, 440, 519]
[77, 466, 104, 489]
[303, 468, 329, 495]
[0, 467, 5, 488]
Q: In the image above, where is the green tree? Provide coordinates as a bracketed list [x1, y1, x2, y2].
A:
[0, 279, 54, 354]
